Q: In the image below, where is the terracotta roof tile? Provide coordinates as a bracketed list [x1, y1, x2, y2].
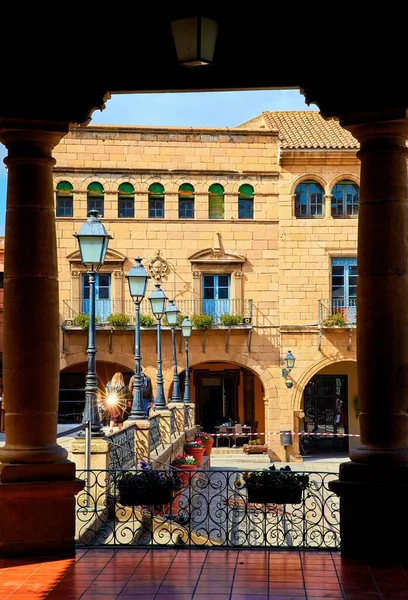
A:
[239, 111, 359, 149]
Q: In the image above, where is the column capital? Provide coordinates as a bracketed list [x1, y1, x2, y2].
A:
[0, 119, 70, 154]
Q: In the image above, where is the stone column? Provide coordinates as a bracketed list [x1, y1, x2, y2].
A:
[329, 117, 408, 561]
[0, 122, 84, 557]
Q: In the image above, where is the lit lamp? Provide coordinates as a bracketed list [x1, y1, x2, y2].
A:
[181, 316, 193, 403]
[149, 283, 168, 410]
[282, 350, 296, 379]
[171, 16, 218, 68]
[74, 209, 112, 436]
[165, 299, 182, 402]
[126, 257, 150, 420]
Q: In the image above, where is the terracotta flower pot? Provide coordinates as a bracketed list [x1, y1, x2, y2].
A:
[202, 438, 214, 456]
[184, 446, 205, 466]
[176, 463, 197, 487]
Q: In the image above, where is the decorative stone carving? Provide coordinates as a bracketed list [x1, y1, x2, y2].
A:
[148, 250, 168, 281]
[113, 270, 123, 278]
[71, 271, 81, 278]
[234, 271, 243, 278]
[192, 271, 202, 278]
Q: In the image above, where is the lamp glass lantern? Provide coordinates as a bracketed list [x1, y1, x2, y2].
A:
[126, 257, 149, 303]
[149, 283, 168, 319]
[181, 316, 193, 338]
[74, 209, 112, 271]
[171, 16, 218, 68]
[165, 299, 180, 327]
[282, 350, 296, 379]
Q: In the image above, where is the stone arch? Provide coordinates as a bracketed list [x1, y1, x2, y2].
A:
[329, 173, 360, 189]
[291, 355, 357, 412]
[60, 351, 136, 373]
[290, 173, 329, 196]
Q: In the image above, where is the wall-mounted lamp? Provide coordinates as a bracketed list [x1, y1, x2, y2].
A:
[171, 16, 218, 68]
[282, 350, 296, 379]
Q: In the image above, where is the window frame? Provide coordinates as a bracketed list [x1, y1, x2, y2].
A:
[331, 181, 359, 217]
[295, 180, 325, 218]
[56, 181, 74, 217]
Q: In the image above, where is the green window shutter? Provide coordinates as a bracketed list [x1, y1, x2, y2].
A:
[179, 183, 195, 198]
[118, 182, 135, 198]
[87, 182, 104, 196]
[56, 181, 73, 196]
[238, 184, 254, 199]
[148, 183, 165, 197]
[209, 183, 225, 219]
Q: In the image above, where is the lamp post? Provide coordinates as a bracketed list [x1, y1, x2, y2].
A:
[149, 283, 168, 410]
[281, 350, 296, 379]
[74, 210, 112, 436]
[181, 316, 192, 403]
[165, 299, 182, 402]
[126, 257, 150, 420]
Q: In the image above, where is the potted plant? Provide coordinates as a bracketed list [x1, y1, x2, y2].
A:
[116, 461, 183, 508]
[170, 454, 197, 486]
[191, 313, 213, 330]
[107, 313, 131, 327]
[243, 465, 310, 504]
[243, 438, 268, 454]
[72, 313, 100, 329]
[321, 312, 346, 327]
[140, 314, 155, 327]
[219, 314, 243, 326]
[184, 439, 206, 466]
[196, 432, 214, 456]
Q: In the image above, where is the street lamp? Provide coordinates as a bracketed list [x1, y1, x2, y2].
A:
[181, 316, 192, 403]
[149, 283, 168, 410]
[74, 209, 112, 436]
[282, 350, 296, 379]
[165, 299, 182, 402]
[126, 257, 150, 420]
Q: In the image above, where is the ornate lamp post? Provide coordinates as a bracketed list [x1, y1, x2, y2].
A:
[126, 257, 150, 420]
[181, 316, 193, 403]
[165, 299, 182, 402]
[74, 210, 112, 436]
[149, 283, 168, 410]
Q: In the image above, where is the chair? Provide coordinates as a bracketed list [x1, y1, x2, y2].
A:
[232, 423, 249, 447]
[216, 424, 231, 448]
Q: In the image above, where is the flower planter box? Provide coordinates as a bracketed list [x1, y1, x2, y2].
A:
[243, 444, 268, 454]
[244, 468, 309, 505]
[246, 483, 303, 504]
[119, 486, 173, 508]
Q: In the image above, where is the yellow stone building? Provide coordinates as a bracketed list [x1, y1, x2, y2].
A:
[54, 111, 360, 461]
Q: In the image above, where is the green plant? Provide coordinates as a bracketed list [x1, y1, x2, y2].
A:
[107, 313, 131, 327]
[219, 314, 243, 326]
[116, 461, 183, 507]
[184, 440, 205, 449]
[171, 454, 197, 467]
[72, 313, 100, 329]
[243, 465, 310, 494]
[191, 313, 213, 330]
[140, 314, 155, 327]
[196, 432, 214, 442]
[321, 312, 346, 327]
[248, 438, 263, 446]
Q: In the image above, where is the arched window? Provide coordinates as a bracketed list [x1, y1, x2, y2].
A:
[148, 183, 165, 218]
[87, 182, 104, 217]
[178, 183, 195, 218]
[238, 184, 254, 219]
[118, 183, 135, 218]
[295, 180, 324, 217]
[208, 183, 225, 219]
[56, 181, 73, 217]
[331, 180, 359, 217]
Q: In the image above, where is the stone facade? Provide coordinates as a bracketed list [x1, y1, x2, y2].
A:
[53, 117, 360, 461]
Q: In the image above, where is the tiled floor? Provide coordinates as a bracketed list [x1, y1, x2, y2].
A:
[0, 549, 406, 600]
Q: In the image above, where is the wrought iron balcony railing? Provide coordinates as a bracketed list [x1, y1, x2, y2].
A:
[62, 298, 254, 327]
[318, 299, 357, 327]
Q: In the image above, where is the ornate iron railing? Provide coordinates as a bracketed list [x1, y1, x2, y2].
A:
[149, 416, 163, 452]
[105, 426, 137, 470]
[318, 298, 357, 326]
[75, 468, 340, 549]
[63, 298, 253, 326]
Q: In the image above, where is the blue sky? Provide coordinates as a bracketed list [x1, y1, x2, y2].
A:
[0, 89, 316, 235]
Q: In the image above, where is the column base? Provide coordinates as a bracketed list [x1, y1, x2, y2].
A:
[0, 462, 84, 558]
[329, 462, 408, 563]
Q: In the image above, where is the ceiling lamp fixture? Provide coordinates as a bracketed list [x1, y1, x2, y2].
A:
[171, 15, 218, 68]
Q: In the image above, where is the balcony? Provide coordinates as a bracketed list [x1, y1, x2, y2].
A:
[62, 298, 254, 328]
[318, 299, 356, 328]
